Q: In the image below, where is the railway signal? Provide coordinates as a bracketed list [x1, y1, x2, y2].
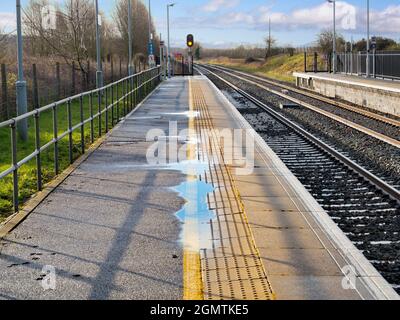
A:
[187, 34, 194, 48]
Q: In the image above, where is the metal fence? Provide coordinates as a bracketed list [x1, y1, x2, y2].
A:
[0, 66, 161, 213]
[336, 51, 400, 80]
[171, 56, 193, 76]
[0, 58, 140, 122]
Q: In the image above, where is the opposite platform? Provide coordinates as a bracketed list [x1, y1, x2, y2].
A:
[293, 72, 400, 117]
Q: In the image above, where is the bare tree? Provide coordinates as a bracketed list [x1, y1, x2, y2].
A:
[23, 0, 112, 77]
[264, 18, 276, 59]
[317, 29, 345, 55]
[264, 36, 276, 59]
[0, 29, 8, 62]
[114, 0, 159, 67]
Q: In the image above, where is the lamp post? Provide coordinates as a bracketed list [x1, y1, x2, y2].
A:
[128, 0, 134, 75]
[148, 0, 155, 67]
[366, 0, 370, 77]
[167, 3, 175, 78]
[95, 0, 103, 88]
[328, 0, 336, 74]
[15, 0, 28, 141]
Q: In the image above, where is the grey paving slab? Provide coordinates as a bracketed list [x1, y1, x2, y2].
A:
[0, 78, 190, 300]
[268, 275, 362, 300]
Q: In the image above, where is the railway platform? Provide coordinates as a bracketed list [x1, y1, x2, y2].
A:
[0, 75, 397, 300]
[293, 72, 400, 117]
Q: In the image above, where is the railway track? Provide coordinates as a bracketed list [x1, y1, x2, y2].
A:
[198, 64, 400, 191]
[203, 64, 400, 148]
[196, 65, 400, 293]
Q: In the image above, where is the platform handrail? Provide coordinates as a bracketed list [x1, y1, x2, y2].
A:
[336, 51, 400, 80]
[0, 66, 162, 213]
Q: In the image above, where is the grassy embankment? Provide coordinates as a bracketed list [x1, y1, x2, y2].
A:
[200, 53, 323, 83]
[0, 84, 152, 222]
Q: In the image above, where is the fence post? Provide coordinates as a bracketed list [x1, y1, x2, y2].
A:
[71, 61, 76, 95]
[87, 61, 91, 89]
[313, 52, 318, 73]
[373, 49, 376, 78]
[304, 51, 307, 72]
[111, 58, 114, 83]
[81, 69, 86, 92]
[32, 64, 39, 109]
[56, 62, 61, 100]
[1, 63, 9, 119]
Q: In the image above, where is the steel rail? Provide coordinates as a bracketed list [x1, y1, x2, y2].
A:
[203, 64, 400, 148]
[197, 65, 400, 203]
[206, 64, 400, 129]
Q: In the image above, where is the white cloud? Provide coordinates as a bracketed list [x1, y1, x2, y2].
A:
[220, 12, 254, 25]
[0, 12, 16, 31]
[370, 5, 400, 33]
[202, 0, 240, 13]
[194, 1, 400, 36]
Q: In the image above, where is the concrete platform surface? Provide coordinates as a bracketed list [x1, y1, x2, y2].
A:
[293, 72, 400, 117]
[0, 75, 398, 300]
[294, 72, 400, 93]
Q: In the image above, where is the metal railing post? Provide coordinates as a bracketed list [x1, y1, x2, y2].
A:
[105, 86, 109, 132]
[123, 79, 127, 116]
[111, 84, 115, 126]
[52, 104, 59, 175]
[10, 122, 19, 212]
[98, 90, 102, 137]
[34, 111, 42, 191]
[67, 100, 73, 164]
[90, 92, 94, 143]
[116, 82, 120, 121]
[80, 95, 85, 154]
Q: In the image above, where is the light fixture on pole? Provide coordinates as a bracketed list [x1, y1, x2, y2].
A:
[15, 0, 28, 141]
[128, 0, 134, 75]
[167, 3, 176, 78]
[95, 0, 103, 88]
[327, 0, 336, 74]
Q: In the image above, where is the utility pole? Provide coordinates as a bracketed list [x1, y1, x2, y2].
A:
[331, 0, 337, 74]
[268, 18, 272, 56]
[95, 0, 103, 88]
[128, 0, 134, 75]
[16, 0, 28, 141]
[159, 33, 165, 79]
[148, 0, 155, 67]
[366, 0, 370, 77]
[167, 3, 175, 78]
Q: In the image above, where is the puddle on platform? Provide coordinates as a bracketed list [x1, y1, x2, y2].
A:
[173, 179, 216, 250]
[165, 111, 200, 119]
[165, 160, 209, 176]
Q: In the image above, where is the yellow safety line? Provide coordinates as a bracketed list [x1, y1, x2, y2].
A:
[195, 83, 275, 300]
[183, 78, 204, 300]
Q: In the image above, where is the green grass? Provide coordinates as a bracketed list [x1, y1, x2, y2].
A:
[0, 80, 157, 222]
[201, 53, 326, 83]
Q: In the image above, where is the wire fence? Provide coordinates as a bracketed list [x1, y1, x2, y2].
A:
[303, 52, 331, 73]
[0, 58, 149, 121]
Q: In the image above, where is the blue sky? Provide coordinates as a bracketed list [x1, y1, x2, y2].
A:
[1, 0, 399, 48]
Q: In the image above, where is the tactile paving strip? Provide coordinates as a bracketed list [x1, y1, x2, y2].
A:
[191, 80, 274, 300]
